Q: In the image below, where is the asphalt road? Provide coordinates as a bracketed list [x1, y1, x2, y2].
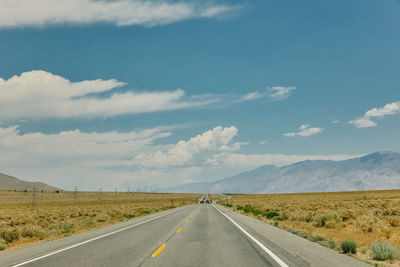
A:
[1, 203, 371, 267]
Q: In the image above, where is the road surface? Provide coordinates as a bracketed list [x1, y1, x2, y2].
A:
[1, 204, 370, 267]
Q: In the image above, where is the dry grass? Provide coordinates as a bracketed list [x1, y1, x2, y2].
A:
[0, 191, 200, 251]
[222, 190, 400, 266]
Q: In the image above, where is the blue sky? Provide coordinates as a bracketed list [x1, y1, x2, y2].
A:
[0, 0, 399, 190]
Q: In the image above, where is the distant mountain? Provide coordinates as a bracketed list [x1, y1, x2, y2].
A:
[162, 151, 400, 194]
[0, 172, 59, 191]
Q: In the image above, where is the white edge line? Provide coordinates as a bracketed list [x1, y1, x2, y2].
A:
[213, 204, 289, 267]
[11, 207, 184, 267]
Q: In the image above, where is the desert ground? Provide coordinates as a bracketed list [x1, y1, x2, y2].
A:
[221, 190, 400, 266]
[0, 191, 200, 251]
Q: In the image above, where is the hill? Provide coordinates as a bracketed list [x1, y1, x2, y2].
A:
[162, 151, 400, 193]
[0, 172, 59, 191]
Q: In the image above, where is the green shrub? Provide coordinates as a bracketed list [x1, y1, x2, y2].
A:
[340, 239, 357, 254]
[311, 235, 324, 242]
[1, 229, 20, 243]
[0, 243, 5, 250]
[264, 211, 279, 219]
[243, 204, 254, 213]
[274, 221, 279, 227]
[328, 240, 336, 249]
[224, 203, 233, 208]
[370, 241, 398, 261]
[273, 216, 284, 221]
[124, 214, 135, 219]
[236, 205, 243, 210]
[62, 223, 74, 233]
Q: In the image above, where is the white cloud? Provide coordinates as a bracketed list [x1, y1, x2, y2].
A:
[331, 120, 340, 124]
[268, 86, 296, 99]
[237, 91, 267, 102]
[0, 125, 358, 190]
[0, 0, 239, 28]
[348, 117, 377, 128]
[349, 101, 400, 128]
[133, 126, 242, 167]
[284, 124, 323, 137]
[259, 140, 268, 144]
[0, 70, 217, 121]
[236, 86, 296, 103]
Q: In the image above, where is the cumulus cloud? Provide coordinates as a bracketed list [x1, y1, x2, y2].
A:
[133, 126, 243, 167]
[236, 86, 296, 103]
[349, 101, 400, 128]
[0, 0, 239, 28]
[0, 125, 358, 190]
[0, 70, 217, 121]
[284, 124, 323, 137]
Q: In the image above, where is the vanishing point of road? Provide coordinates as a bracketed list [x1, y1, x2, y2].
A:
[1, 203, 371, 267]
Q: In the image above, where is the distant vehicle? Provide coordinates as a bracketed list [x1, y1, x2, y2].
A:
[200, 200, 204, 204]
[206, 200, 211, 204]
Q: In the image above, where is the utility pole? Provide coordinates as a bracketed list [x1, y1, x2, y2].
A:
[115, 188, 117, 198]
[98, 188, 102, 200]
[73, 186, 78, 203]
[32, 187, 37, 207]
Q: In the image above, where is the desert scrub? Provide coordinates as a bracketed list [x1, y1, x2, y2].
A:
[264, 211, 279, 219]
[0, 243, 5, 250]
[340, 239, 357, 254]
[95, 213, 110, 222]
[370, 241, 398, 261]
[328, 240, 336, 249]
[312, 212, 341, 228]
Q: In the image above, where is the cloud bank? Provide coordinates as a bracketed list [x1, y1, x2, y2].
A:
[0, 70, 216, 121]
[0, 125, 355, 190]
[349, 101, 400, 128]
[0, 0, 239, 28]
[284, 124, 323, 137]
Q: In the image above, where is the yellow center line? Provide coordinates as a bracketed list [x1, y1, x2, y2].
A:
[176, 227, 182, 233]
[152, 244, 166, 257]
[185, 219, 189, 223]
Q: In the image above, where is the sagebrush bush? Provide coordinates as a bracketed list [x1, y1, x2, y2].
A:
[0, 243, 5, 250]
[265, 211, 279, 219]
[340, 239, 357, 254]
[312, 213, 341, 228]
[95, 213, 110, 222]
[236, 205, 243, 210]
[0, 229, 20, 243]
[370, 241, 398, 261]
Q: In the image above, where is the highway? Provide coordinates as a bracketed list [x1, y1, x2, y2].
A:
[1, 202, 371, 267]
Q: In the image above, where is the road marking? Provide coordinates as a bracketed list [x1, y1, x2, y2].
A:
[185, 219, 189, 223]
[152, 244, 166, 257]
[176, 227, 182, 233]
[11, 208, 186, 267]
[213, 205, 289, 267]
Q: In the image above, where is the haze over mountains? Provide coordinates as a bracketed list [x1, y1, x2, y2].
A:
[163, 151, 400, 194]
[0, 172, 58, 191]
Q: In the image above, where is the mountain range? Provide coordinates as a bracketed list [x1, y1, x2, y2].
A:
[0, 172, 59, 191]
[162, 151, 400, 194]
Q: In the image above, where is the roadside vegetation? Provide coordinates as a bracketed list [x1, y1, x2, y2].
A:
[220, 190, 400, 266]
[0, 191, 200, 251]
